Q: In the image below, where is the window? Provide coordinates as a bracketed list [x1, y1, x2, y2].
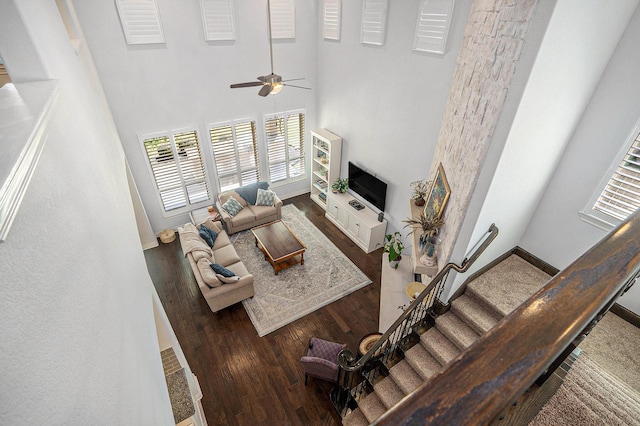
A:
[141, 129, 210, 214]
[208, 119, 261, 192]
[582, 121, 640, 229]
[265, 110, 306, 184]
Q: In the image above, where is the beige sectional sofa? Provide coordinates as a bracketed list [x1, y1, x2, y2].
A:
[178, 218, 254, 313]
[216, 187, 282, 234]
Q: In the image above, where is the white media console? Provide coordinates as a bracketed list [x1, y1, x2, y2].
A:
[325, 192, 387, 253]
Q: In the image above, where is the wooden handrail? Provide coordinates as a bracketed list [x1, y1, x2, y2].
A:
[375, 211, 640, 425]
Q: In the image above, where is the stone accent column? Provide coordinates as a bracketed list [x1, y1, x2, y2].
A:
[430, 0, 538, 266]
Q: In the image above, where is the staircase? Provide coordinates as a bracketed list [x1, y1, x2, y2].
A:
[343, 254, 553, 426]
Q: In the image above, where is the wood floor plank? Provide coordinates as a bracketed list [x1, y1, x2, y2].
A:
[145, 194, 384, 425]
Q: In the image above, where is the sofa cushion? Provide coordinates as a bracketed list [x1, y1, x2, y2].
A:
[202, 218, 224, 233]
[214, 244, 241, 266]
[235, 182, 269, 205]
[197, 258, 222, 288]
[255, 188, 276, 206]
[221, 196, 244, 216]
[227, 206, 256, 226]
[250, 204, 278, 221]
[211, 263, 235, 277]
[216, 274, 241, 284]
[198, 224, 218, 247]
[226, 261, 250, 278]
[212, 230, 231, 250]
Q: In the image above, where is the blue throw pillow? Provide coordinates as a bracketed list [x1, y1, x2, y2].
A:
[210, 263, 235, 277]
[235, 181, 269, 205]
[198, 224, 218, 248]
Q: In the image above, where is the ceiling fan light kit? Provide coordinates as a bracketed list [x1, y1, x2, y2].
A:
[229, 0, 310, 97]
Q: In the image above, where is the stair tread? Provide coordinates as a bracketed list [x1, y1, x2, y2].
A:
[342, 408, 368, 426]
[405, 343, 444, 380]
[374, 376, 405, 409]
[451, 293, 502, 335]
[436, 311, 481, 350]
[389, 360, 423, 394]
[467, 254, 551, 316]
[421, 327, 461, 366]
[358, 391, 387, 423]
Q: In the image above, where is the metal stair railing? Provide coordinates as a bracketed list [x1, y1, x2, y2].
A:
[331, 223, 499, 417]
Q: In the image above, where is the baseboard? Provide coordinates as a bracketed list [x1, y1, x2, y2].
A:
[610, 303, 640, 329]
[513, 247, 559, 276]
[143, 240, 160, 250]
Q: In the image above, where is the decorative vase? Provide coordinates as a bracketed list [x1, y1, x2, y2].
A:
[414, 198, 425, 206]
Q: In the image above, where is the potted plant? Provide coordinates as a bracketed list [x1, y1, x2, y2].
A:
[409, 179, 430, 206]
[403, 211, 444, 253]
[331, 177, 349, 193]
[380, 232, 405, 269]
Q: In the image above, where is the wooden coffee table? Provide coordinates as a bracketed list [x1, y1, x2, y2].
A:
[251, 220, 306, 275]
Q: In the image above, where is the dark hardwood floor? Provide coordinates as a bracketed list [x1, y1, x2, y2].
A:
[145, 194, 384, 426]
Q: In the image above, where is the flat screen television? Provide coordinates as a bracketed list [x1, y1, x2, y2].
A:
[348, 161, 387, 212]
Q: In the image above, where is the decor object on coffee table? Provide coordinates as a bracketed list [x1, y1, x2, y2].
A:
[424, 162, 451, 220]
[301, 337, 346, 384]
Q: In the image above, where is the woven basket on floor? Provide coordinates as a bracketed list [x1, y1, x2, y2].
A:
[159, 229, 176, 243]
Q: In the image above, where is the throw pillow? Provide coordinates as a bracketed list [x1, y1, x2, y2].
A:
[221, 196, 243, 217]
[216, 274, 240, 284]
[210, 263, 236, 277]
[234, 181, 269, 205]
[255, 188, 276, 206]
[198, 224, 218, 248]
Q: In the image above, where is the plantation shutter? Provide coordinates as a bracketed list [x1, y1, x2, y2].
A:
[209, 120, 260, 192]
[174, 130, 210, 205]
[269, 0, 295, 39]
[413, 0, 455, 54]
[144, 136, 187, 212]
[115, 0, 165, 44]
[594, 133, 640, 220]
[265, 111, 305, 183]
[361, 0, 388, 46]
[323, 0, 341, 40]
[200, 0, 236, 41]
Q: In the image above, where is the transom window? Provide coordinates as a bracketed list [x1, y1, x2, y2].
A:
[141, 128, 210, 214]
[265, 110, 306, 184]
[208, 119, 261, 192]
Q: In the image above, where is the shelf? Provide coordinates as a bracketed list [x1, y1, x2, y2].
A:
[314, 143, 330, 154]
[314, 158, 329, 168]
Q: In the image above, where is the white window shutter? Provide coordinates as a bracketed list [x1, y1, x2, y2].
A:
[413, 0, 455, 54]
[361, 0, 388, 46]
[323, 0, 341, 41]
[269, 0, 295, 39]
[200, 0, 236, 41]
[115, 0, 165, 45]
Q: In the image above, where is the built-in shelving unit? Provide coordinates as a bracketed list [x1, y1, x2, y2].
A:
[310, 128, 342, 210]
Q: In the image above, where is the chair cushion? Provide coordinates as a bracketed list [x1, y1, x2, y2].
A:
[221, 196, 243, 216]
[308, 338, 345, 362]
[235, 181, 269, 205]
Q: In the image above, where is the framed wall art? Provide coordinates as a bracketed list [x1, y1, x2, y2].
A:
[424, 162, 451, 219]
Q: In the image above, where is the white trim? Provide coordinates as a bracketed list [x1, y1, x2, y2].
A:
[0, 81, 59, 243]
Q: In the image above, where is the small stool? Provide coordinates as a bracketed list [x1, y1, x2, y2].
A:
[159, 229, 176, 243]
[405, 281, 427, 301]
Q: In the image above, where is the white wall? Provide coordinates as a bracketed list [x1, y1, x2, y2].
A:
[521, 4, 640, 314]
[316, 0, 472, 235]
[74, 0, 318, 234]
[0, 1, 174, 423]
[444, 0, 640, 301]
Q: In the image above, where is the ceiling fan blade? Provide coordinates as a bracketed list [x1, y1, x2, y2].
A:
[230, 81, 264, 88]
[282, 83, 311, 90]
[258, 84, 273, 97]
[282, 78, 305, 83]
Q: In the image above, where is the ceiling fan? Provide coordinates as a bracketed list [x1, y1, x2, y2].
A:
[230, 0, 310, 97]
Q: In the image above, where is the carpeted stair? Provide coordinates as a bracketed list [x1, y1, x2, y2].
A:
[342, 255, 552, 426]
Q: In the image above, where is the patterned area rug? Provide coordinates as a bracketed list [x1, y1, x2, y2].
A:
[232, 204, 371, 337]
